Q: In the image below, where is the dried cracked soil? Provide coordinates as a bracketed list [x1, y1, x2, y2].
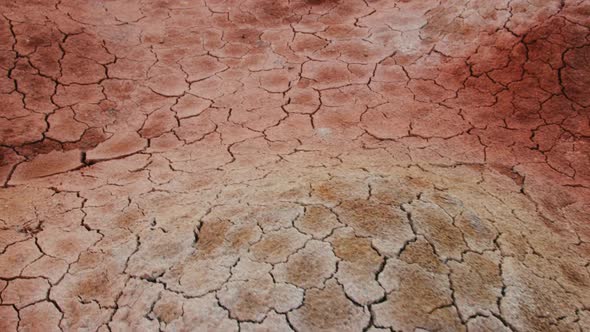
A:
[1, 0, 590, 331]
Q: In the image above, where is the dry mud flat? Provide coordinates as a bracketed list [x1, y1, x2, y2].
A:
[0, 0, 589, 331]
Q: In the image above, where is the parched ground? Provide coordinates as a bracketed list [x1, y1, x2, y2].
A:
[1, 0, 590, 331]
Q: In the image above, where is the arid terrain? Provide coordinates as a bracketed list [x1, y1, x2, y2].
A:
[1, 0, 589, 331]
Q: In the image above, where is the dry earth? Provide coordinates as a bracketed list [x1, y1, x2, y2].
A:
[1, 0, 590, 331]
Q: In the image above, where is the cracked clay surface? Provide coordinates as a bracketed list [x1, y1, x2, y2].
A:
[1, 0, 590, 331]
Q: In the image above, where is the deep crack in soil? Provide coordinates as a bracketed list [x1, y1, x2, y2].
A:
[1, 0, 589, 331]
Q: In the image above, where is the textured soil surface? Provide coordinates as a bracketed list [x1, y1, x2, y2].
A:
[1, 0, 590, 331]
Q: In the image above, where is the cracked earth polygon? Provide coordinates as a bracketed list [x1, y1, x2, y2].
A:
[1, 0, 589, 331]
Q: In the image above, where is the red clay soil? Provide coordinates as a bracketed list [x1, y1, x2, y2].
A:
[1, 0, 589, 331]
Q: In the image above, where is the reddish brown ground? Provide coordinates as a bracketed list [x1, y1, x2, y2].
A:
[1, 0, 589, 331]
